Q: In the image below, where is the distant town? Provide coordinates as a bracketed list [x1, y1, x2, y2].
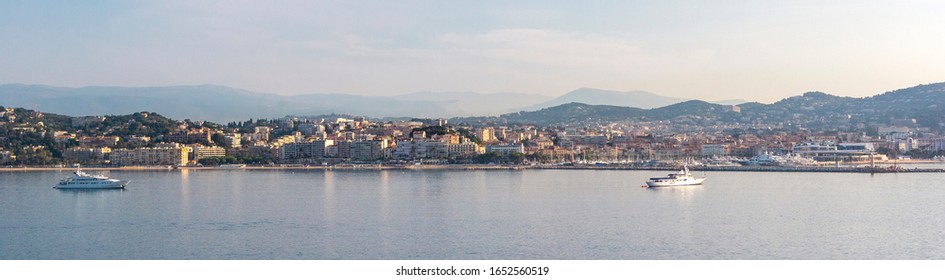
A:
[2, 92, 945, 171]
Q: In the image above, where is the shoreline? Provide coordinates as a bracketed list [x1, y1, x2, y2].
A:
[3, 161, 944, 173]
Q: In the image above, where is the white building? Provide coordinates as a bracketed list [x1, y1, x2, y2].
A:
[448, 142, 481, 158]
[278, 140, 334, 160]
[485, 143, 524, 155]
[700, 144, 728, 157]
[393, 141, 448, 159]
[109, 144, 190, 166]
[350, 139, 389, 161]
[192, 145, 227, 161]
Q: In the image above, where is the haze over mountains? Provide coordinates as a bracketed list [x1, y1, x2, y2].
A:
[3, 82, 945, 131]
[0, 84, 744, 122]
[487, 82, 945, 132]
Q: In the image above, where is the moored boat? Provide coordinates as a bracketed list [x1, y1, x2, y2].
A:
[645, 165, 705, 187]
[54, 170, 129, 189]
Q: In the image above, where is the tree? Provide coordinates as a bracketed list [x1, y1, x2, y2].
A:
[211, 133, 227, 147]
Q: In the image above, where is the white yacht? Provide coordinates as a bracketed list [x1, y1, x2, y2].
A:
[54, 170, 129, 189]
[645, 165, 705, 187]
[738, 153, 785, 166]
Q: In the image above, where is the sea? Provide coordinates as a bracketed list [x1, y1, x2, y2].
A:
[2, 168, 944, 260]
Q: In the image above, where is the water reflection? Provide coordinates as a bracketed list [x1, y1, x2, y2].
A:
[646, 185, 704, 202]
[323, 170, 336, 222]
[56, 188, 126, 194]
[180, 169, 191, 221]
[380, 170, 390, 221]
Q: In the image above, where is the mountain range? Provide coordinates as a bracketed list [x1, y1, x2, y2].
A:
[487, 82, 945, 133]
[3, 82, 944, 133]
[0, 84, 743, 122]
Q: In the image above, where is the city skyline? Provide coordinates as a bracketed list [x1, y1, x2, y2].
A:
[3, 1, 945, 102]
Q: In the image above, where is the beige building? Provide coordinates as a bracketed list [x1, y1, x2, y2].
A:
[63, 147, 112, 164]
[192, 145, 227, 161]
[448, 142, 481, 158]
[109, 143, 190, 166]
[477, 127, 496, 143]
[485, 143, 525, 155]
[700, 144, 728, 157]
[350, 139, 389, 161]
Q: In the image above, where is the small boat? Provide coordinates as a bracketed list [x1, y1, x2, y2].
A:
[54, 169, 129, 189]
[645, 165, 705, 187]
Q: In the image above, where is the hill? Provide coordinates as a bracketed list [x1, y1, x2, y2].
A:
[520, 88, 685, 111]
[0, 84, 552, 122]
[481, 82, 945, 132]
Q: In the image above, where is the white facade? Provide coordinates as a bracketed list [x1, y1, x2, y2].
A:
[193, 145, 227, 161]
[393, 141, 448, 159]
[278, 140, 334, 160]
[110, 145, 190, 166]
[448, 142, 481, 157]
[485, 143, 524, 155]
[350, 139, 389, 161]
[700, 144, 728, 157]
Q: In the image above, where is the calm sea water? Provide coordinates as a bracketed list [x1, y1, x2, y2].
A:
[1, 169, 944, 259]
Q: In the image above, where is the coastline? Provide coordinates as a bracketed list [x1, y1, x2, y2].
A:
[3, 160, 945, 173]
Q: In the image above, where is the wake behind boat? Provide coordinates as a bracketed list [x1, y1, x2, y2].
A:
[54, 169, 129, 189]
[645, 165, 705, 187]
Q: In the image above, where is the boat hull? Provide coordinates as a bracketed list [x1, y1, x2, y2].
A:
[54, 180, 129, 189]
[645, 178, 705, 187]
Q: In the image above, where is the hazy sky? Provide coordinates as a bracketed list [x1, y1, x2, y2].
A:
[2, 1, 944, 102]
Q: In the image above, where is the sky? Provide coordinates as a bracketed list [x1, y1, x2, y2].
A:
[2, 1, 944, 102]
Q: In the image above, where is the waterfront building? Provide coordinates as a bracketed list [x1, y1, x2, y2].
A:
[448, 142, 481, 158]
[700, 144, 728, 157]
[63, 147, 111, 164]
[393, 140, 448, 159]
[792, 142, 882, 163]
[192, 145, 227, 161]
[350, 139, 389, 161]
[277, 140, 333, 160]
[334, 140, 353, 158]
[109, 144, 190, 166]
[485, 143, 525, 155]
[536, 147, 575, 162]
